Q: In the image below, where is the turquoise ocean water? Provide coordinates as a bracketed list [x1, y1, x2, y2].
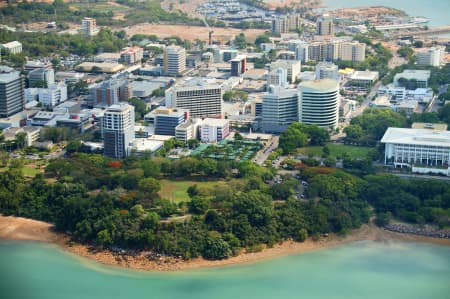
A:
[323, 0, 450, 26]
[0, 240, 449, 299]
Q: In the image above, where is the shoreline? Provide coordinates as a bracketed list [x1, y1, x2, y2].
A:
[1, 215, 449, 271]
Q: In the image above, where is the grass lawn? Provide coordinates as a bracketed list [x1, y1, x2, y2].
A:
[159, 179, 230, 203]
[297, 143, 376, 159]
[0, 160, 47, 177]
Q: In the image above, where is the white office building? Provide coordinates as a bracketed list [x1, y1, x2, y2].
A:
[38, 83, 68, 108]
[262, 86, 300, 133]
[416, 47, 443, 67]
[102, 103, 135, 159]
[267, 67, 288, 87]
[381, 127, 450, 176]
[200, 118, 230, 143]
[28, 67, 55, 88]
[299, 79, 339, 129]
[165, 78, 223, 118]
[269, 60, 301, 84]
[315, 62, 339, 80]
[164, 45, 186, 76]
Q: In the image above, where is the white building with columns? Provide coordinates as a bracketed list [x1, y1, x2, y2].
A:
[381, 127, 450, 176]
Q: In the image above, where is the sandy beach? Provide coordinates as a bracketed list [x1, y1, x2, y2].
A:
[1, 215, 449, 271]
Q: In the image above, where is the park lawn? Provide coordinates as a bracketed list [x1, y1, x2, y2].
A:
[0, 163, 45, 177]
[159, 179, 230, 203]
[297, 143, 375, 159]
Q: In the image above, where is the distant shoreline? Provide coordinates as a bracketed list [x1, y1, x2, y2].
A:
[1, 215, 449, 271]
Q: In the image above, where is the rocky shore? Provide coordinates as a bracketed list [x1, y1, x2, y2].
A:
[384, 223, 450, 239]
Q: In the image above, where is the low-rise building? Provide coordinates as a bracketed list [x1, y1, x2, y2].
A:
[120, 47, 144, 65]
[347, 71, 379, 92]
[200, 118, 230, 143]
[394, 70, 431, 89]
[381, 127, 450, 176]
[416, 47, 443, 67]
[0, 41, 22, 54]
[175, 119, 200, 143]
[153, 107, 189, 136]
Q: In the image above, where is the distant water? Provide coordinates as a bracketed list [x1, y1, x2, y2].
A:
[323, 0, 450, 26]
[0, 240, 449, 299]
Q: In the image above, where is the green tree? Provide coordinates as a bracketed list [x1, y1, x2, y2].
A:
[138, 177, 161, 195]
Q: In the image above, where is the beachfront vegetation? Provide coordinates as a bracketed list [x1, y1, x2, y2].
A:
[0, 151, 449, 260]
[0, 153, 370, 260]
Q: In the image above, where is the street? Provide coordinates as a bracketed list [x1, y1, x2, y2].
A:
[254, 136, 279, 166]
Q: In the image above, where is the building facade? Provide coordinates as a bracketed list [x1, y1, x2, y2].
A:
[153, 108, 189, 136]
[0, 66, 24, 118]
[102, 103, 135, 159]
[416, 47, 443, 67]
[28, 67, 55, 88]
[90, 77, 132, 107]
[38, 83, 68, 108]
[269, 60, 301, 84]
[200, 118, 230, 143]
[0, 41, 22, 54]
[315, 62, 339, 80]
[230, 55, 247, 77]
[262, 86, 300, 133]
[120, 47, 144, 65]
[299, 79, 339, 129]
[165, 79, 223, 118]
[381, 127, 450, 176]
[316, 14, 335, 36]
[164, 46, 186, 76]
[81, 17, 99, 36]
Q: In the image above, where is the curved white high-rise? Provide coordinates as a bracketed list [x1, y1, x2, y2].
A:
[299, 79, 339, 129]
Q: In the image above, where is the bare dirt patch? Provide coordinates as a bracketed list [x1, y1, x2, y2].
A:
[124, 23, 267, 43]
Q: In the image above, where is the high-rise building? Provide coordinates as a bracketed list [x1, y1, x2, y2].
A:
[315, 62, 339, 80]
[28, 67, 55, 88]
[81, 17, 99, 37]
[102, 103, 135, 159]
[230, 55, 247, 77]
[272, 14, 301, 34]
[416, 47, 443, 67]
[165, 78, 223, 118]
[164, 45, 186, 76]
[339, 42, 366, 62]
[294, 42, 309, 63]
[262, 86, 300, 133]
[90, 77, 132, 107]
[316, 14, 335, 36]
[0, 66, 24, 118]
[269, 60, 301, 84]
[267, 68, 288, 87]
[299, 79, 339, 129]
[308, 41, 365, 62]
[153, 108, 189, 136]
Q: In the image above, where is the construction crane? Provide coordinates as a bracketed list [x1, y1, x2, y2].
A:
[202, 17, 214, 45]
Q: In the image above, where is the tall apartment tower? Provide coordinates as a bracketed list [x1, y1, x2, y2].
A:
[81, 17, 99, 37]
[102, 103, 135, 159]
[299, 79, 339, 129]
[262, 86, 301, 133]
[165, 79, 223, 118]
[339, 42, 366, 62]
[416, 47, 443, 67]
[164, 46, 186, 76]
[0, 66, 24, 118]
[316, 14, 334, 36]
